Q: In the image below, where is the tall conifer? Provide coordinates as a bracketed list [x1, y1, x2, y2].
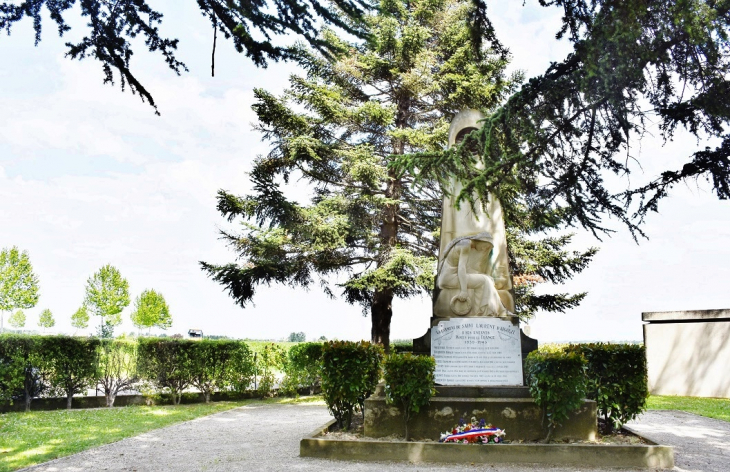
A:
[202, 0, 594, 348]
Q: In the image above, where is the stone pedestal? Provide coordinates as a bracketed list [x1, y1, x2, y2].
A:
[363, 318, 598, 442]
[363, 384, 597, 441]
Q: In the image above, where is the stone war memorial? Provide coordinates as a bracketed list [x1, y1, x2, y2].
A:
[362, 110, 597, 441]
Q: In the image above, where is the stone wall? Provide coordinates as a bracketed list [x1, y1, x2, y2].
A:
[643, 309, 730, 398]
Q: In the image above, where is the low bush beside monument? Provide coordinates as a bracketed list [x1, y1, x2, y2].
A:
[382, 353, 436, 440]
[320, 341, 383, 429]
[524, 349, 588, 441]
[565, 343, 649, 432]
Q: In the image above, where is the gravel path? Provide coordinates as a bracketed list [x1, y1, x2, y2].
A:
[625, 410, 730, 472]
[20, 404, 723, 472]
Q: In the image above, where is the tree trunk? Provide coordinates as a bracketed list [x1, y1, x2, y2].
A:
[371, 289, 394, 352]
[66, 393, 73, 410]
[24, 393, 31, 412]
[106, 392, 116, 407]
[204, 391, 211, 403]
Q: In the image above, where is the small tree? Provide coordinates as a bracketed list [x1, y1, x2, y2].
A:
[97, 338, 138, 407]
[38, 309, 55, 332]
[287, 332, 306, 343]
[0, 247, 40, 333]
[71, 306, 90, 331]
[41, 336, 99, 409]
[253, 343, 287, 397]
[84, 265, 130, 338]
[8, 310, 26, 329]
[130, 289, 172, 334]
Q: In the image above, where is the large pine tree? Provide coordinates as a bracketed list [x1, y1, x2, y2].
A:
[201, 0, 595, 348]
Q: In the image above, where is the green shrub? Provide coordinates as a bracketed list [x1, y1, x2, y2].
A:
[383, 353, 435, 440]
[390, 340, 413, 354]
[230, 341, 256, 393]
[320, 341, 383, 429]
[41, 336, 100, 409]
[188, 339, 241, 402]
[0, 334, 48, 411]
[252, 343, 286, 397]
[525, 349, 587, 442]
[281, 342, 322, 395]
[565, 343, 648, 431]
[97, 338, 138, 407]
[137, 338, 194, 404]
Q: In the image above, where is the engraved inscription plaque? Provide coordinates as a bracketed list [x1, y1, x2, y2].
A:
[431, 318, 523, 386]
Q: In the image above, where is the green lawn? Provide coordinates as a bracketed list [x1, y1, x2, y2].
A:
[0, 396, 323, 472]
[648, 395, 730, 423]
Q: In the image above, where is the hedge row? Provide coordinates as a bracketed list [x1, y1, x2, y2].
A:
[526, 343, 648, 438]
[0, 335, 323, 410]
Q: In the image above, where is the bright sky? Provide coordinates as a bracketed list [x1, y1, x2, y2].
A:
[1, 1, 728, 342]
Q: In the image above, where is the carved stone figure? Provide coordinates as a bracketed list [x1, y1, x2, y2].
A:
[434, 110, 515, 318]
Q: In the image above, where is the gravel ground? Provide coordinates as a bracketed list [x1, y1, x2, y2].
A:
[625, 410, 730, 472]
[20, 404, 721, 472]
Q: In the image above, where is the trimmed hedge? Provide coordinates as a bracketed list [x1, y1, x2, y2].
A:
[321, 341, 383, 429]
[383, 353, 436, 440]
[41, 336, 100, 409]
[0, 335, 305, 411]
[525, 349, 587, 442]
[137, 338, 195, 405]
[0, 334, 47, 411]
[565, 343, 648, 431]
[188, 339, 242, 402]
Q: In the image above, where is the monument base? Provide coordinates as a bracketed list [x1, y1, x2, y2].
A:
[363, 384, 597, 442]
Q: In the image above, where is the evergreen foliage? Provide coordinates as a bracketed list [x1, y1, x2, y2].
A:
[0, 0, 372, 114]
[83, 265, 130, 338]
[0, 246, 40, 333]
[509, 230, 597, 319]
[202, 0, 596, 336]
[130, 289, 172, 334]
[201, 0, 520, 348]
[8, 309, 25, 329]
[397, 0, 730, 239]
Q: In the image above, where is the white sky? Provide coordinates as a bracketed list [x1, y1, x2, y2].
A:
[1, 1, 728, 342]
